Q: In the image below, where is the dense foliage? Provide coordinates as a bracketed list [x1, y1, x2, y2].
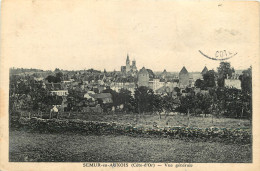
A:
[9, 75, 62, 117]
[11, 117, 251, 145]
[217, 62, 235, 87]
[45, 72, 64, 83]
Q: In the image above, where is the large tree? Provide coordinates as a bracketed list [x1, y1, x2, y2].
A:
[195, 79, 204, 89]
[55, 72, 63, 82]
[46, 75, 59, 83]
[146, 69, 155, 78]
[67, 89, 88, 111]
[195, 93, 213, 117]
[102, 88, 119, 107]
[217, 62, 235, 87]
[203, 70, 216, 88]
[117, 89, 135, 112]
[134, 86, 155, 113]
[178, 95, 195, 114]
[177, 94, 196, 126]
[239, 67, 252, 93]
[162, 95, 179, 114]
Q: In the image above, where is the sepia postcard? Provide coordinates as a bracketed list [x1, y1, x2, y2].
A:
[0, 0, 260, 170]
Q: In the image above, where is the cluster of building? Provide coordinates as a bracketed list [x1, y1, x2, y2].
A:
[13, 54, 242, 113]
[59, 55, 240, 98]
[42, 54, 243, 98]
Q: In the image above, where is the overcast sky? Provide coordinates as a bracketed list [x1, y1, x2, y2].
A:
[1, 0, 258, 72]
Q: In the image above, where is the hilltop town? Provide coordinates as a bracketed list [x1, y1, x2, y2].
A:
[9, 54, 252, 163]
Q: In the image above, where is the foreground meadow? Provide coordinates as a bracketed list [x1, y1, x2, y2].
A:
[10, 130, 252, 163]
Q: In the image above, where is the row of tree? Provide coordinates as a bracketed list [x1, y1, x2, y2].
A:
[178, 87, 251, 119]
[195, 62, 252, 93]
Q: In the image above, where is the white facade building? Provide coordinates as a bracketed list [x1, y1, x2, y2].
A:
[224, 79, 241, 89]
[50, 90, 69, 96]
[149, 79, 165, 91]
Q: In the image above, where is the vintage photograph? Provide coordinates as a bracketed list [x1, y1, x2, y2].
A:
[1, 0, 258, 165]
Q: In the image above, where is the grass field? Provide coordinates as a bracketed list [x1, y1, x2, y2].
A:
[10, 130, 252, 162]
[59, 113, 251, 128]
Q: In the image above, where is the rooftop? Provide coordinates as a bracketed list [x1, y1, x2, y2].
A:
[179, 66, 188, 74]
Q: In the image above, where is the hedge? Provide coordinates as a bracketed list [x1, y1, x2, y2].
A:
[11, 117, 251, 144]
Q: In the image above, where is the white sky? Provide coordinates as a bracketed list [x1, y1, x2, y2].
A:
[1, 0, 258, 72]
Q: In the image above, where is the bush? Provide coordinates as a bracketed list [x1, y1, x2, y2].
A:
[12, 117, 251, 145]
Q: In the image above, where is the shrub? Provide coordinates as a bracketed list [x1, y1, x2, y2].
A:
[13, 117, 251, 144]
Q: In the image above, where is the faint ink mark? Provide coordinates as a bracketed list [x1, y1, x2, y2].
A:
[199, 50, 237, 61]
[215, 28, 240, 36]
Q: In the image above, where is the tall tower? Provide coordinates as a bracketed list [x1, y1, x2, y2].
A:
[201, 66, 208, 75]
[138, 67, 149, 87]
[162, 69, 167, 79]
[132, 59, 137, 72]
[179, 66, 189, 88]
[126, 54, 131, 73]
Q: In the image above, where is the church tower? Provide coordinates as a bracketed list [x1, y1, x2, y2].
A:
[126, 54, 131, 73]
[132, 59, 137, 72]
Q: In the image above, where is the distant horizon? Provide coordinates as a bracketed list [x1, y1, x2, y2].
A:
[8, 52, 252, 72]
[9, 64, 250, 73]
